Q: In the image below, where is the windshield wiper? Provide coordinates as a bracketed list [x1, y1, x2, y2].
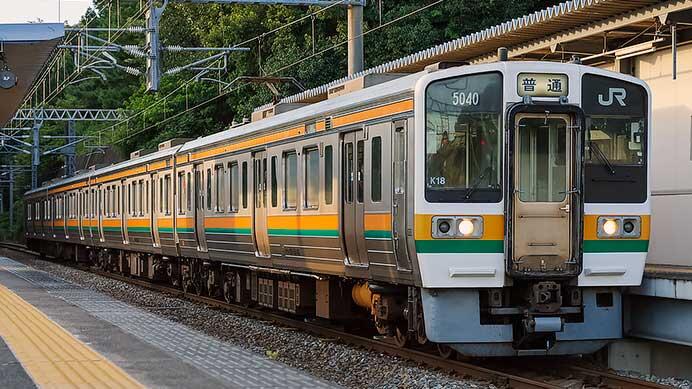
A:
[464, 166, 493, 200]
[589, 141, 616, 175]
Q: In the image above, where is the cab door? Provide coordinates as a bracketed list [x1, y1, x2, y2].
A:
[342, 130, 368, 266]
[512, 114, 573, 274]
[253, 151, 270, 258]
[392, 121, 412, 271]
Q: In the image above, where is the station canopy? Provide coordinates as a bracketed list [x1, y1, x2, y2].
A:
[275, 0, 692, 106]
[0, 23, 65, 127]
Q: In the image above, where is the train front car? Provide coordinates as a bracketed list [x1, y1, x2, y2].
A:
[414, 62, 650, 356]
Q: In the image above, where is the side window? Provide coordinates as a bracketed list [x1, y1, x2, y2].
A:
[215, 165, 224, 212]
[283, 151, 297, 209]
[206, 168, 212, 211]
[145, 180, 149, 214]
[164, 175, 171, 215]
[178, 172, 185, 214]
[159, 178, 164, 213]
[241, 161, 248, 209]
[324, 145, 333, 205]
[229, 162, 239, 212]
[371, 136, 382, 202]
[187, 172, 192, 212]
[271, 156, 278, 208]
[304, 148, 319, 209]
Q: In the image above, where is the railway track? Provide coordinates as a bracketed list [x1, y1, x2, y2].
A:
[0, 242, 672, 389]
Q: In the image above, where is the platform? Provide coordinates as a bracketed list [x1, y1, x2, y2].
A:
[0, 256, 333, 388]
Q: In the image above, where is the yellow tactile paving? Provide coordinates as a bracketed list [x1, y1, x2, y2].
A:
[0, 283, 144, 389]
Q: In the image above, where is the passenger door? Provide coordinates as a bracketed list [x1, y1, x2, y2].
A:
[342, 130, 368, 266]
[512, 114, 573, 273]
[253, 151, 270, 258]
[193, 164, 208, 252]
[121, 180, 129, 244]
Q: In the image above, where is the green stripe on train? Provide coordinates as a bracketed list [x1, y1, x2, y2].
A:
[415, 240, 504, 253]
[268, 229, 339, 237]
[102, 227, 122, 232]
[364, 230, 392, 239]
[583, 240, 649, 253]
[205, 227, 252, 235]
[128, 227, 151, 233]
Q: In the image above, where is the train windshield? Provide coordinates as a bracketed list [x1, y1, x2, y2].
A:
[582, 74, 648, 203]
[425, 72, 503, 202]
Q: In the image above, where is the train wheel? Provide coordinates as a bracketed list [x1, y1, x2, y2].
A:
[437, 344, 455, 359]
[394, 326, 409, 348]
[223, 274, 235, 304]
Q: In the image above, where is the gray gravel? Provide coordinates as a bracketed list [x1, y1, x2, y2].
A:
[6, 251, 495, 389]
[618, 371, 691, 389]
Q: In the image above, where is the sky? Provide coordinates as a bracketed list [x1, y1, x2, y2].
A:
[0, 0, 93, 25]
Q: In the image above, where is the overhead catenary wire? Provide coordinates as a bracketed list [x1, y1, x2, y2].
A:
[112, 0, 447, 145]
[93, 0, 350, 138]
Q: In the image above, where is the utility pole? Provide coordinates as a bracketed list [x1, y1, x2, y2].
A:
[347, 3, 364, 75]
[65, 120, 76, 177]
[146, 0, 165, 91]
[8, 169, 14, 231]
[32, 121, 41, 189]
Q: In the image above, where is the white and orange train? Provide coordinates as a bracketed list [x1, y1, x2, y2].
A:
[25, 60, 650, 356]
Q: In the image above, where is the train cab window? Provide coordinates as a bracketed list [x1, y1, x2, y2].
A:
[215, 165, 224, 212]
[371, 137, 382, 202]
[187, 172, 192, 212]
[324, 145, 333, 205]
[304, 148, 319, 209]
[229, 162, 239, 212]
[271, 157, 278, 208]
[242, 162, 248, 209]
[425, 72, 503, 203]
[582, 74, 647, 203]
[206, 168, 212, 211]
[283, 151, 297, 210]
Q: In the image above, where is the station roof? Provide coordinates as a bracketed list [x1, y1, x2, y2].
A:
[273, 0, 692, 106]
[0, 23, 65, 127]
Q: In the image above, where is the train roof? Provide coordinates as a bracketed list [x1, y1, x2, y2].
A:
[26, 145, 180, 196]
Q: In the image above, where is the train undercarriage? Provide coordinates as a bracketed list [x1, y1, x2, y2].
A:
[31, 241, 618, 358]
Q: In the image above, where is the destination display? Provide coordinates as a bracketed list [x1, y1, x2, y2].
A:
[517, 73, 568, 97]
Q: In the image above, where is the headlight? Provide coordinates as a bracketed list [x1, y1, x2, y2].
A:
[458, 219, 475, 236]
[597, 216, 641, 238]
[603, 219, 619, 236]
[432, 216, 484, 239]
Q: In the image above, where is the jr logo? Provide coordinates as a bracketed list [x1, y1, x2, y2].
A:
[598, 87, 627, 106]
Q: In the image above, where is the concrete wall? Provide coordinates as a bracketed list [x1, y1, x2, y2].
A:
[622, 44, 692, 266]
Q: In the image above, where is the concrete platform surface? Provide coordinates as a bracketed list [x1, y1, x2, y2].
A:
[0, 256, 334, 388]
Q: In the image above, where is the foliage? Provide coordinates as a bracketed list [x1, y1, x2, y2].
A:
[0, 0, 561, 235]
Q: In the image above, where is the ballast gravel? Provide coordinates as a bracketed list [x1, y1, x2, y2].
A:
[6, 252, 495, 389]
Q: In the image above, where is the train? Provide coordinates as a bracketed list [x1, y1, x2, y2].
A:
[25, 59, 651, 357]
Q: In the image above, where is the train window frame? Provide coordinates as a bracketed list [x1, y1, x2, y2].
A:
[187, 172, 192, 212]
[206, 168, 212, 211]
[228, 162, 240, 213]
[303, 147, 320, 210]
[371, 136, 383, 203]
[581, 73, 648, 204]
[324, 145, 333, 205]
[178, 172, 186, 215]
[242, 161, 248, 209]
[271, 156, 278, 208]
[164, 175, 171, 215]
[424, 71, 504, 203]
[283, 150, 298, 211]
[215, 164, 224, 213]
